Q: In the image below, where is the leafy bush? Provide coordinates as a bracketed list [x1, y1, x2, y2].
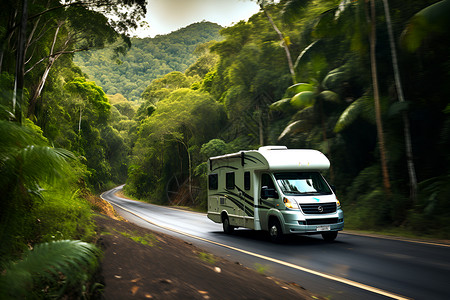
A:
[344, 188, 389, 230]
[32, 187, 95, 243]
[404, 175, 450, 238]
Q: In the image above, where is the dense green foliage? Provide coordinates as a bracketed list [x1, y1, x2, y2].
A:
[124, 0, 450, 238]
[0, 0, 146, 297]
[2, 5, 450, 297]
[74, 22, 223, 101]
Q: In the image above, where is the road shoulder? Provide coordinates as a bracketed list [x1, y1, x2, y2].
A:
[94, 213, 321, 299]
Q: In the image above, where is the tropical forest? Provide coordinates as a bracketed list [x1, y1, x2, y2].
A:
[1, 0, 449, 297]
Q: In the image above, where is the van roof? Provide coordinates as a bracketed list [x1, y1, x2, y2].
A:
[257, 146, 330, 171]
[209, 146, 330, 171]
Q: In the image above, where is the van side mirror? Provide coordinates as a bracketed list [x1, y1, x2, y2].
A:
[261, 186, 278, 200]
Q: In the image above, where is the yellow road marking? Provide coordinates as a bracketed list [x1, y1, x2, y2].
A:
[102, 194, 410, 300]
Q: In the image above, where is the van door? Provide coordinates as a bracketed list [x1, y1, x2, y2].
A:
[258, 173, 279, 231]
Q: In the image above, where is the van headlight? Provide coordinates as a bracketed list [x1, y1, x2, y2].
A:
[337, 199, 341, 209]
[283, 197, 299, 209]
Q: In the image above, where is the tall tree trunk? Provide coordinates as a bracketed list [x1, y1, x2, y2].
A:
[179, 138, 193, 203]
[27, 57, 56, 118]
[369, 0, 391, 196]
[0, 12, 18, 73]
[319, 100, 334, 183]
[260, 4, 297, 84]
[27, 22, 63, 118]
[381, 0, 418, 203]
[13, 0, 28, 123]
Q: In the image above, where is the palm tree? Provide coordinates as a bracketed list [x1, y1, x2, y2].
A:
[271, 81, 341, 182]
[381, 0, 417, 202]
[291, 0, 393, 195]
[368, 0, 391, 196]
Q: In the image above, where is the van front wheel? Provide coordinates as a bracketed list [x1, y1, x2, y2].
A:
[269, 219, 283, 243]
[223, 217, 235, 234]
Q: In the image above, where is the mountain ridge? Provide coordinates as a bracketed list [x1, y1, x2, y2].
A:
[74, 21, 223, 101]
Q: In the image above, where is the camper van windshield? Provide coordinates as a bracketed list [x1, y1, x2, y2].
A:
[274, 172, 332, 196]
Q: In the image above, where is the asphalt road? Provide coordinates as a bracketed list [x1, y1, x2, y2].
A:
[102, 186, 450, 300]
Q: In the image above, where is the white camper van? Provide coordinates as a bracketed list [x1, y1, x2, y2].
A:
[207, 146, 344, 242]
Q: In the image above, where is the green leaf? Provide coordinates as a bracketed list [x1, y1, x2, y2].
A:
[285, 83, 315, 98]
[269, 98, 293, 112]
[322, 70, 346, 90]
[278, 120, 310, 140]
[388, 101, 410, 117]
[290, 91, 315, 109]
[334, 95, 374, 132]
[281, 0, 309, 23]
[444, 104, 450, 114]
[293, 40, 320, 70]
[317, 90, 340, 103]
[401, 0, 450, 52]
[278, 106, 315, 141]
[0, 121, 76, 196]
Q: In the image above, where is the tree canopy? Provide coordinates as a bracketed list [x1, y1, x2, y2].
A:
[1, 1, 450, 276]
[122, 0, 450, 236]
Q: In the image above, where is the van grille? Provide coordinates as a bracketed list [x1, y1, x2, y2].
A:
[305, 218, 338, 225]
[300, 203, 336, 214]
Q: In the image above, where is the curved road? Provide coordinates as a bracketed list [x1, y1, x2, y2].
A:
[102, 186, 450, 300]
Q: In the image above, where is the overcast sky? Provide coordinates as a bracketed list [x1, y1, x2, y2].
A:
[133, 0, 261, 37]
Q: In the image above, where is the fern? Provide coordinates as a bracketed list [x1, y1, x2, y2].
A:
[0, 120, 76, 196]
[0, 240, 101, 299]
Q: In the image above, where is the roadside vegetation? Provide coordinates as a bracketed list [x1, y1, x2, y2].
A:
[1, 0, 449, 297]
[114, 229, 159, 246]
[0, 0, 146, 297]
[122, 0, 450, 240]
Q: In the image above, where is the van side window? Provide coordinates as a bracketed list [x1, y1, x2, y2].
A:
[226, 172, 235, 189]
[208, 173, 218, 190]
[244, 171, 251, 190]
[261, 173, 275, 189]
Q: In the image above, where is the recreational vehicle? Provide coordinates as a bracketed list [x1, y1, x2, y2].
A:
[207, 146, 344, 242]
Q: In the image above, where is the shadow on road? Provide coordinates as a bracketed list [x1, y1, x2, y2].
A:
[211, 229, 349, 247]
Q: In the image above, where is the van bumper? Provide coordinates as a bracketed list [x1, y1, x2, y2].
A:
[281, 209, 344, 235]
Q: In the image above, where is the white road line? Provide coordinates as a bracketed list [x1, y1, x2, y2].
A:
[342, 231, 450, 248]
[102, 195, 410, 300]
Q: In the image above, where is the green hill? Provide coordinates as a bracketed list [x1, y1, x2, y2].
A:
[74, 21, 223, 101]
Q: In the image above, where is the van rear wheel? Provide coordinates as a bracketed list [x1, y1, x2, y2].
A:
[269, 219, 283, 243]
[223, 217, 235, 234]
[322, 231, 338, 242]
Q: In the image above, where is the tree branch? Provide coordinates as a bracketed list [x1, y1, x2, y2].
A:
[25, 48, 87, 75]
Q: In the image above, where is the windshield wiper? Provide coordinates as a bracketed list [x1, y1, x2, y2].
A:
[303, 192, 333, 196]
[284, 191, 329, 196]
[284, 191, 316, 195]
[283, 190, 302, 194]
